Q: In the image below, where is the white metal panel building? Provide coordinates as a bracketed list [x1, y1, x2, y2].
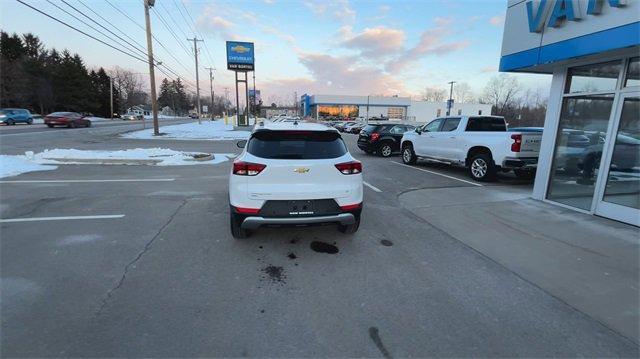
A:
[500, 0, 639, 226]
[300, 94, 491, 122]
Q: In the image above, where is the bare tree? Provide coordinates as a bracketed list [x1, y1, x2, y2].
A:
[482, 74, 520, 116]
[108, 66, 147, 113]
[453, 82, 475, 103]
[421, 87, 447, 102]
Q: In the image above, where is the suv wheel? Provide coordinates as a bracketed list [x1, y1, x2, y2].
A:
[401, 144, 417, 164]
[338, 214, 360, 234]
[7, 119, 15, 126]
[378, 143, 393, 157]
[468, 153, 496, 182]
[230, 211, 251, 239]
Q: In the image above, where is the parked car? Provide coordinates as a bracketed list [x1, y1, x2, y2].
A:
[0, 108, 33, 125]
[343, 122, 363, 133]
[508, 127, 543, 132]
[44, 112, 91, 128]
[189, 113, 199, 119]
[335, 121, 356, 132]
[348, 123, 366, 134]
[122, 113, 143, 121]
[358, 123, 416, 157]
[401, 116, 542, 181]
[229, 121, 363, 238]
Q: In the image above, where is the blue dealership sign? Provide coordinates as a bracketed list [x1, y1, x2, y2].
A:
[226, 41, 254, 71]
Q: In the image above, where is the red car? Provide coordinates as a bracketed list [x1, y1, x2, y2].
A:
[44, 112, 91, 128]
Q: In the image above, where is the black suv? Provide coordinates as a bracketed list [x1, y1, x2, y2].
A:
[357, 123, 415, 157]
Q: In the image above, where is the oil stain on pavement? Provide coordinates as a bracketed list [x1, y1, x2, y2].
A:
[310, 241, 339, 254]
[380, 239, 393, 247]
[260, 265, 286, 284]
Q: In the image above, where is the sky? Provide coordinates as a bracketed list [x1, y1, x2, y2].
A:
[1, 0, 551, 104]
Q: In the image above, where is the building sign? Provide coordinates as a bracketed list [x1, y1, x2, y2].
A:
[249, 89, 261, 103]
[526, 0, 627, 32]
[226, 41, 254, 71]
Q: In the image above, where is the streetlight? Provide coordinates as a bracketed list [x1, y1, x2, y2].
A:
[446, 81, 456, 116]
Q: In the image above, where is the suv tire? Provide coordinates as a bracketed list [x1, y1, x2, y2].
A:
[230, 211, 251, 239]
[378, 142, 393, 157]
[401, 143, 417, 164]
[7, 120, 15, 126]
[468, 153, 497, 182]
[338, 213, 360, 234]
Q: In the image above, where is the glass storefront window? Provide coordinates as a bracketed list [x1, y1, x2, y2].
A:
[624, 57, 639, 88]
[317, 105, 358, 118]
[602, 96, 640, 209]
[547, 95, 615, 210]
[565, 61, 622, 94]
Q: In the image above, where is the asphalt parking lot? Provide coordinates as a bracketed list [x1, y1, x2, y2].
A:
[1, 125, 637, 357]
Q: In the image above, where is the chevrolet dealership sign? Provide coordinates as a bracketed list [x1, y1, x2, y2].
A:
[226, 41, 254, 71]
[500, 0, 638, 72]
[526, 0, 627, 32]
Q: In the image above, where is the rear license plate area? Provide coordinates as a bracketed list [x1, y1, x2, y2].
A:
[288, 200, 314, 215]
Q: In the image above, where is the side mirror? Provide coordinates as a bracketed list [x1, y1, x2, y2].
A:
[415, 128, 421, 134]
[236, 140, 247, 148]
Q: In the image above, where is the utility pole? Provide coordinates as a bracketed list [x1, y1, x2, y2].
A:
[109, 76, 113, 120]
[205, 67, 215, 120]
[188, 37, 204, 124]
[447, 81, 456, 116]
[252, 71, 256, 118]
[144, 0, 159, 135]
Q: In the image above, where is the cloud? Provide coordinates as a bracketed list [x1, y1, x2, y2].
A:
[341, 26, 405, 58]
[480, 66, 498, 73]
[290, 52, 406, 95]
[304, 0, 355, 23]
[489, 15, 504, 26]
[386, 18, 470, 72]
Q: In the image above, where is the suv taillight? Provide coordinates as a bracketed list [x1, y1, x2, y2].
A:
[335, 161, 362, 175]
[511, 134, 522, 152]
[370, 133, 380, 141]
[233, 161, 266, 176]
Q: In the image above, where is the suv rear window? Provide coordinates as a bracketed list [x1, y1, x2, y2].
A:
[465, 117, 506, 131]
[248, 130, 347, 159]
[363, 124, 391, 133]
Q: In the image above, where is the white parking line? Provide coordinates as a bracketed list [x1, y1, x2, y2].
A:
[390, 161, 483, 187]
[363, 181, 382, 192]
[0, 214, 125, 223]
[0, 179, 175, 183]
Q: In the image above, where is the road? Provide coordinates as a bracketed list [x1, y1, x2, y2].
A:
[1, 125, 637, 357]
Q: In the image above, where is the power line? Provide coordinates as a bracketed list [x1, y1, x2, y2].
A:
[56, 0, 148, 58]
[103, 0, 196, 84]
[18, 0, 192, 95]
[16, 0, 148, 64]
[178, 0, 216, 68]
[151, 7, 193, 58]
[158, 1, 189, 40]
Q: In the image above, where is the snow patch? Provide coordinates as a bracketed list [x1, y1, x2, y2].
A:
[0, 148, 235, 178]
[0, 155, 57, 178]
[122, 120, 251, 140]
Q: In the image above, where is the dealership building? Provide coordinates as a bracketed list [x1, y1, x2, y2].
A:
[299, 94, 492, 122]
[500, 0, 639, 225]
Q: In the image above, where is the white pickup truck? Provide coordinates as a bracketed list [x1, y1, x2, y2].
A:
[400, 116, 542, 181]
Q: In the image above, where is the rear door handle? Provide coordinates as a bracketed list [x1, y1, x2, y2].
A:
[449, 136, 456, 139]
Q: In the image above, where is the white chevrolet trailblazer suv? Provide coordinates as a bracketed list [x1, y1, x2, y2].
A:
[229, 121, 363, 238]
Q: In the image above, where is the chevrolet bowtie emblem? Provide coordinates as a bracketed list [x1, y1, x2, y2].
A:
[293, 168, 310, 173]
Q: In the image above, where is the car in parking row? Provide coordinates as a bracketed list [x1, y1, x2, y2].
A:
[0, 108, 34, 125]
[357, 123, 416, 157]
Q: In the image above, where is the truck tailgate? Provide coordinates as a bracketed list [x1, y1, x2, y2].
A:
[520, 133, 542, 155]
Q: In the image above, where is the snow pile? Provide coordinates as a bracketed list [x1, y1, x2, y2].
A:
[123, 120, 251, 140]
[0, 154, 57, 178]
[0, 148, 235, 178]
[33, 148, 232, 166]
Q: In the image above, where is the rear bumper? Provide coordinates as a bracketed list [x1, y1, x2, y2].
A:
[241, 213, 356, 230]
[502, 157, 538, 169]
[357, 141, 375, 151]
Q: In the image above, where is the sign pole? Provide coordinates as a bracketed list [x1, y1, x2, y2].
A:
[235, 71, 240, 127]
[245, 71, 250, 125]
